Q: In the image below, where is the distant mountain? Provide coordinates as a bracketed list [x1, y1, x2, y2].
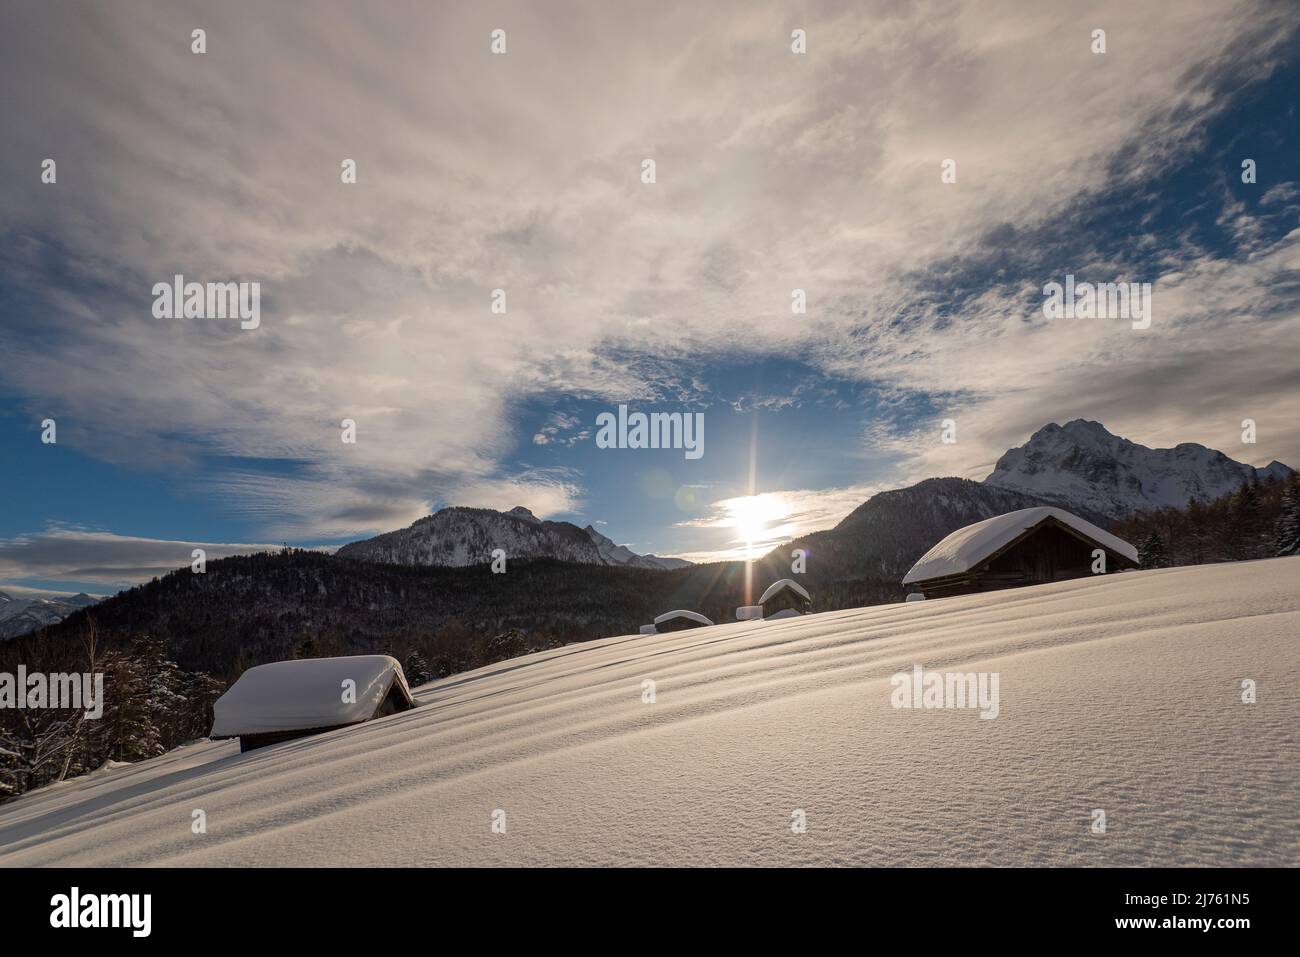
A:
[0, 590, 100, 640]
[985, 420, 1294, 520]
[584, 525, 691, 570]
[335, 506, 690, 571]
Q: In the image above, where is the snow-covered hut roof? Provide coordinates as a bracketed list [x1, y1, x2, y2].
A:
[211, 655, 412, 739]
[758, 578, 810, 605]
[652, 609, 714, 627]
[902, 507, 1138, 585]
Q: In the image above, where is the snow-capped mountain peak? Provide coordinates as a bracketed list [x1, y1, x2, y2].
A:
[0, 590, 102, 640]
[984, 420, 1294, 520]
[583, 525, 691, 570]
[335, 506, 691, 570]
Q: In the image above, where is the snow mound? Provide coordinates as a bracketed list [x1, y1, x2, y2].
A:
[1, 559, 1296, 867]
[903, 506, 1137, 584]
[210, 655, 410, 738]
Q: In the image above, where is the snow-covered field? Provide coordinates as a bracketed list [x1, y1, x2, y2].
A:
[1, 559, 1296, 867]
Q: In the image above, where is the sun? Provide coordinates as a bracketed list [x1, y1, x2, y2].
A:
[726, 493, 789, 546]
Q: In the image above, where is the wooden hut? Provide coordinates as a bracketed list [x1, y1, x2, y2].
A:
[902, 506, 1137, 599]
[647, 609, 714, 634]
[211, 654, 415, 753]
[736, 578, 813, 621]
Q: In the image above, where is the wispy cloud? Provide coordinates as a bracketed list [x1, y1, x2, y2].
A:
[0, 0, 1296, 551]
[0, 528, 288, 587]
[676, 482, 889, 562]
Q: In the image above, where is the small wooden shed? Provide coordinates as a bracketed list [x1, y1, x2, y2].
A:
[902, 507, 1137, 599]
[211, 654, 415, 753]
[744, 578, 812, 620]
[647, 609, 714, 634]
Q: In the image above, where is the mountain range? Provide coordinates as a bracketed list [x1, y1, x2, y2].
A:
[0, 590, 100, 640]
[985, 419, 1293, 520]
[337, 419, 1291, 585]
[334, 505, 690, 570]
[4, 420, 1291, 648]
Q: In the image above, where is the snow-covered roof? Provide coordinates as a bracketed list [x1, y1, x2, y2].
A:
[758, 578, 810, 605]
[903, 507, 1137, 584]
[652, 609, 713, 627]
[211, 655, 411, 738]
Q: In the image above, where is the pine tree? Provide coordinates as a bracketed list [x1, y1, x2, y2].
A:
[95, 647, 164, 763]
[1276, 474, 1300, 556]
[177, 671, 225, 743]
[0, 732, 25, 799]
[1138, 530, 1168, 568]
[1185, 497, 1208, 564]
[403, 651, 432, 687]
[485, 629, 528, 661]
[1231, 482, 1265, 559]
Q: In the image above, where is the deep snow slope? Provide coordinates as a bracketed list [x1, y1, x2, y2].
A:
[1, 559, 1296, 867]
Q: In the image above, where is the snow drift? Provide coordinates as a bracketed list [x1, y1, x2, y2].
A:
[1, 558, 1296, 867]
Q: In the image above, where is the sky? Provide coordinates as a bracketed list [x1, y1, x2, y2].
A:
[1, 0, 1298, 595]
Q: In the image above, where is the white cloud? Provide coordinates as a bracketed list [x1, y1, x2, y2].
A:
[0, 583, 107, 601]
[0, 0, 1294, 547]
[0, 528, 290, 587]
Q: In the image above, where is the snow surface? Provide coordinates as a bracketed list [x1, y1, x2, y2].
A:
[1, 558, 1296, 867]
[903, 507, 1137, 584]
[210, 655, 410, 738]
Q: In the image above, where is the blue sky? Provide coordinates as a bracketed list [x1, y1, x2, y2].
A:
[1, 1, 1298, 595]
